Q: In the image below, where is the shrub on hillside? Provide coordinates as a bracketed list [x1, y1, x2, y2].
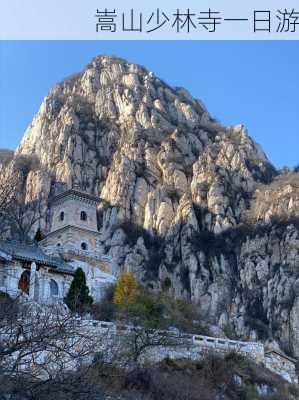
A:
[91, 284, 116, 322]
[113, 272, 139, 308]
[126, 291, 166, 329]
[94, 279, 205, 333]
[163, 297, 205, 334]
[119, 354, 298, 400]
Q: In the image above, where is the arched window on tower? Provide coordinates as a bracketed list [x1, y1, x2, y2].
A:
[59, 211, 65, 221]
[81, 242, 88, 251]
[80, 211, 87, 221]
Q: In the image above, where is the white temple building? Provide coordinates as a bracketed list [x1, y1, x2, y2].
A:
[0, 189, 116, 304]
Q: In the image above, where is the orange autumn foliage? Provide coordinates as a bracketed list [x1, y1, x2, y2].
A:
[113, 272, 139, 307]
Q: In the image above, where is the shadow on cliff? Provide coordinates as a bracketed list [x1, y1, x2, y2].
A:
[191, 215, 299, 256]
[99, 197, 299, 281]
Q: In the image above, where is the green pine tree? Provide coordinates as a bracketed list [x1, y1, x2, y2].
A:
[34, 228, 43, 242]
[64, 267, 93, 313]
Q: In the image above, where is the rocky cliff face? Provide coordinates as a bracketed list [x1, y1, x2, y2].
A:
[4, 55, 299, 358]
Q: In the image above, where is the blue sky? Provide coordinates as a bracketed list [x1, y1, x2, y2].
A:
[0, 41, 298, 169]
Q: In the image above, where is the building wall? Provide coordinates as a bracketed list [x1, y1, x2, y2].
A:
[42, 227, 100, 253]
[0, 259, 72, 305]
[31, 267, 72, 304]
[0, 261, 24, 298]
[52, 198, 98, 233]
[0, 256, 115, 305]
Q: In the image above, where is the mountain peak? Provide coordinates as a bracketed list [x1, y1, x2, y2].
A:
[5, 54, 299, 360]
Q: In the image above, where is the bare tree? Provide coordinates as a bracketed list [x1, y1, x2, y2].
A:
[0, 290, 189, 399]
[0, 296, 104, 400]
[0, 154, 43, 242]
[2, 197, 43, 242]
[115, 324, 185, 369]
[0, 170, 43, 241]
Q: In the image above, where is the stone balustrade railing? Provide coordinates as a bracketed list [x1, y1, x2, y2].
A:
[57, 246, 111, 263]
[77, 319, 265, 362]
[192, 334, 265, 362]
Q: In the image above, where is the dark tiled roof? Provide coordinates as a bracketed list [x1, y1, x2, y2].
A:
[51, 189, 101, 205]
[0, 240, 73, 274]
[41, 225, 101, 241]
[0, 249, 12, 261]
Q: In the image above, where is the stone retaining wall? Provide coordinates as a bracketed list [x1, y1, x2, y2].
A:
[79, 319, 297, 384]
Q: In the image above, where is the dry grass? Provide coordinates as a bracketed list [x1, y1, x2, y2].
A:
[100, 353, 299, 400]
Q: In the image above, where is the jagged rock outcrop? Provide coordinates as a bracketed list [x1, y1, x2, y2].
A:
[3, 55, 299, 358]
[248, 171, 299, 222]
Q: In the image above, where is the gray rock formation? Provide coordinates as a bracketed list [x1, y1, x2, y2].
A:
[3, 55, 299, 358]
